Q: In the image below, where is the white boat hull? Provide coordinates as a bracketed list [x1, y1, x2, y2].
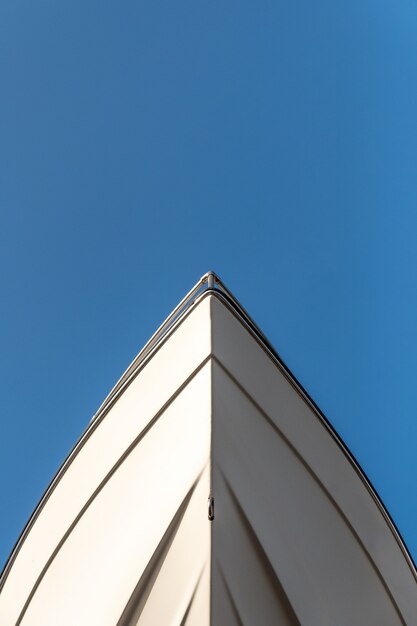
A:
[1, 276, 416, 625]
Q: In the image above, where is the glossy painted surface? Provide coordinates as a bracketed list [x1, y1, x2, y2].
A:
[1, 291, 416, 625]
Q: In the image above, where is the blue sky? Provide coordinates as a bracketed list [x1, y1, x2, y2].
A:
[1, 0, 417, 569]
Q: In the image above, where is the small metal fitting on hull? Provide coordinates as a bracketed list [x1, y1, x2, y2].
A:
[208, 494, 214, 521]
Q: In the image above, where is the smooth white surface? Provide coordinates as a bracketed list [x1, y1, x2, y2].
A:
[212, 359, 402, 625]
[210, 295, 417, 624]
[1, 292, 416, 625]
[21, 366, 211, 626]
[0, 298, 212, 626]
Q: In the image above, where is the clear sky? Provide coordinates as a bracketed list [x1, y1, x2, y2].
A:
[1, 0, 417, 570]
